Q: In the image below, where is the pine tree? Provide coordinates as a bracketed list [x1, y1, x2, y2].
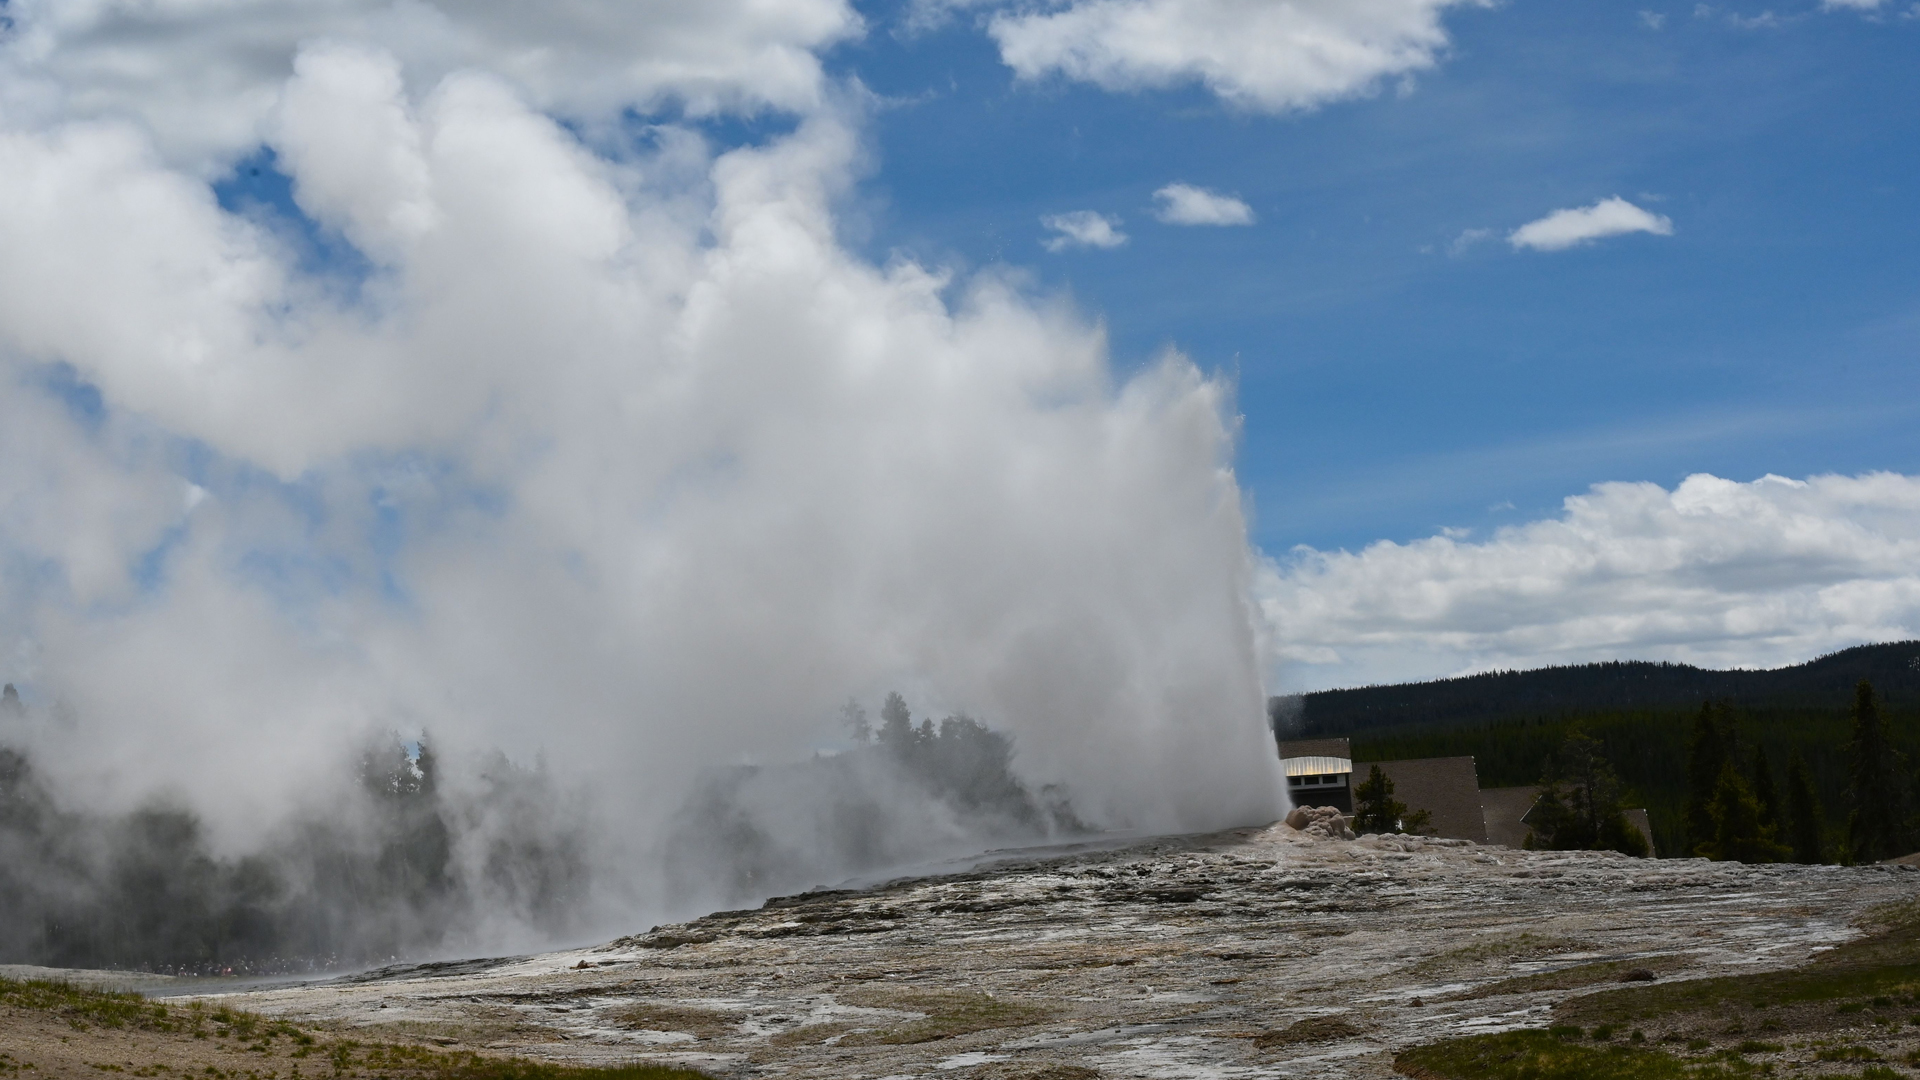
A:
[412, 734, 438, 798]
[1784, 752, 1826, 864]
[1700, 762, 1790, 863]
[1750, 744, 1781, 837]
[1527, 731, 1648, 857]
[1522, 784, 1570, 851]
[1351, 765, 1408, 835]
[1684, 701, 1730, 852]
[877, 692, 915, 753]
[840, 698, 871, 743]
[1845, 680, 1909, 863]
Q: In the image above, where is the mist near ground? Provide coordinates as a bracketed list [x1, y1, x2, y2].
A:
[0, 690, 1089, 970]
[0, 5, 1283, 968]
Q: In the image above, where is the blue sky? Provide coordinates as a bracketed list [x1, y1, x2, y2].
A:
[3, 0, 1918, 714]
[823, 0, 1920, 555]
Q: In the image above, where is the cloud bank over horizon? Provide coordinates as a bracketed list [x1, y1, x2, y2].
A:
[1261, 471, 1920, 692]
[0, 0, 1281, 950]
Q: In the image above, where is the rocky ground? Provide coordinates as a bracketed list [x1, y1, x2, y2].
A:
[176, 817, 1919, 1080]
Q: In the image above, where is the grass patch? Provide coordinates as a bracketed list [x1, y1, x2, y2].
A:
[325, 1045, 711, 1080]
[2, 978, 191, 1034]
[1816, 1046, 1884, 1062]
[973, 1064, 1100, 1080]
[604, 1004, 735, 1040]
[766, 1020, 861, 1047]
[1402, 902, 1920, 1080]
[837, 990, 1045, 1045]
[1395, 1029, 1759, 1080]
[1558, 903, 1920, 1029]
[1558, 960, 1920, 1026]
[0, 977, 709, 1080]
[1410, 933, 1592, 975]
[1250, 1014, 1364, 1048]
[0, 979, 311, 1047]
[1456, 958, 1686, 1001]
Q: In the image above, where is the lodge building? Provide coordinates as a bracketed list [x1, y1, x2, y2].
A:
[1276, 736, 1656, 854]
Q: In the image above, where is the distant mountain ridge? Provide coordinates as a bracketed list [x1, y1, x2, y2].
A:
[1278, 641, 1920, 738]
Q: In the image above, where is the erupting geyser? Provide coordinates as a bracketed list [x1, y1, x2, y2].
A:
[0, 2, 1282, 969]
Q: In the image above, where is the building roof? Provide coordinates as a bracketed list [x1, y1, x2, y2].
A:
[1480, 785, 1540, 849]
[1480, 786, 1659, 857]
[1356, 756, 1488, 843]
[1278, 737, 1351, 761]
[1282, 756, 1352, 778]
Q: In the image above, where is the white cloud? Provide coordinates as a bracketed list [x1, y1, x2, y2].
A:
[1639, 10, 1669, 28]
[1042, 209, 1129, 251]
[989, 0, 1483, 113]
[0, 0, 863, 172]
[1260, 472, 1920, 691]
[1153, 182, 1255, 226]
[1449, 226, 1495, 254]
[901, 0, 1006, 34]
[1508, 196, 1674, 252]
[1821, 0, 1886, 8]
[0, 6, 1281, 933]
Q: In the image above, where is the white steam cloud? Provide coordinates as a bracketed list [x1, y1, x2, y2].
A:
[0, 2, 1281, 951]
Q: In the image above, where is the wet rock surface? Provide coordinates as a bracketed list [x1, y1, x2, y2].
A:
[218, 823, 1919, 1079]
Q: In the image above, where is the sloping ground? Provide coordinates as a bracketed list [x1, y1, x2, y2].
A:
[183, 825, 1920, 1080]
[0, 976, 703, 1080]
[1400, 893, 1920, 1078]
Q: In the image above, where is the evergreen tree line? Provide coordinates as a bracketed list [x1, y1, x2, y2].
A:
[0, 717, 589, 973]
[1291, 641, 1920, 737]
[1348, 679, 1918, 863]
[1681, 680, 1917, 864]
[659, 692, 1083, 909]
[857, 692, 1082, 828]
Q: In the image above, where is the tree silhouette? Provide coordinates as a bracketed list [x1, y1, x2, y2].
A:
[1352, 765, 1408, 834]
[1784, 752, 1826, 864]
[1751, 744, 1782, 837]
[1527, 731, 1649, 857]
[877, 692, 915, 753]
[840, 698, 871, 743]
[1845, 680, 1910, 863]
[1684, 701, 1731, 852]
[1698, 762, 1790, 863]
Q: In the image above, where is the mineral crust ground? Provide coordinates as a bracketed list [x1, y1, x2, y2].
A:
[23, 822, 1920, 1079]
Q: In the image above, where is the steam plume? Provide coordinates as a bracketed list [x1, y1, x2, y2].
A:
[0, 3, 1282, 965]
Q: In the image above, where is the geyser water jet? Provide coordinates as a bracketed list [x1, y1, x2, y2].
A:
[0, 1, 1285, 968]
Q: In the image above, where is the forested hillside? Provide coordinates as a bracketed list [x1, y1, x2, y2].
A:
[1273, 643, 1920, 860]
[1283, 642, 1920, 736]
